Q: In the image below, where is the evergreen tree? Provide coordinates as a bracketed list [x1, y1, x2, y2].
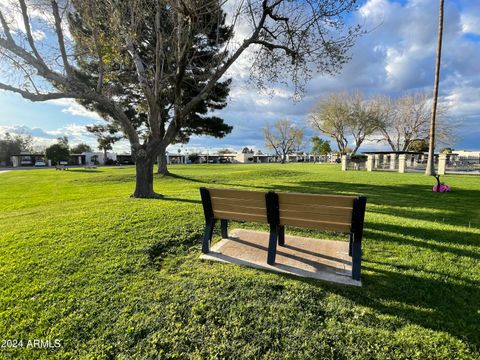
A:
[46, 138, 70, 165]
[0, 133, 32, 166]
[311, 137, 332, 155]
[71, 143, 93, 154]
[86, 124, 123, 164]
[69, 0, 232, 175]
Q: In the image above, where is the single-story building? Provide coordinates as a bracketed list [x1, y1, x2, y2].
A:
[10, 153, 47, 167]
[166, 153, 188, 164]
[234, 153, 277, 163]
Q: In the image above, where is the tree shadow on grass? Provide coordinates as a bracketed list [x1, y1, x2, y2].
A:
[162, 196, 201, 205]
[283, 257, 480, 351]
[365, 223, 479, 257]
[67, 169, 104, 173]
[158, 172, 205, 183]
[361, 267, 476, 347]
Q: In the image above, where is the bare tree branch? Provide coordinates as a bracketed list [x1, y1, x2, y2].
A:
[19, 0, 47, 68]
[0, 9, 14, 43]
[0, 82, 77, 101]
[51, 0, 73, 76]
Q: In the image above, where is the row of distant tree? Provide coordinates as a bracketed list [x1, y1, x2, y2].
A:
[0, 133, 33, 167]
[262, 91, 455, 162]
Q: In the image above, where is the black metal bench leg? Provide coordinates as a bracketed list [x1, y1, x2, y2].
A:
[267, 224, 278, 265]
[348, 233, 353, 256]
[202, 219, 216, 254]
[221, 219, 228, 239]
[351, 236, 361, 281]
[278, 225, 285, 246]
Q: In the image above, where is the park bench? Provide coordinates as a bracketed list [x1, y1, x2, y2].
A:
[84, 164, 97, 169]
[200, 187, 367, 281]
[55, 165, 68, 171]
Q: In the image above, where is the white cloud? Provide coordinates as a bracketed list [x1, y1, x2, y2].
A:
[32, 30, 46, 41]
[47, 98, 103, 121]
[461, 14, 480, 35]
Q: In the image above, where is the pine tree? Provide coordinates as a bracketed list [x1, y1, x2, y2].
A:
[68, 0, 232, 175]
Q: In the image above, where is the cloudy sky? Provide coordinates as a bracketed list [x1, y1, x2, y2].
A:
[0, 0, 479, 154]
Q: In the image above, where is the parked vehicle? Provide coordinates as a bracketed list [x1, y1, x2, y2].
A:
[59, 161, 68, 165]
[34, 161, 46, 167]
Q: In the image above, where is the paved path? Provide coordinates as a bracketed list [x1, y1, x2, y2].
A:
[0, 170, 11, 174]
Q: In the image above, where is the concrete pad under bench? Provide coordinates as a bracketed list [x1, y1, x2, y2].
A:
[200, 229, 361, 286]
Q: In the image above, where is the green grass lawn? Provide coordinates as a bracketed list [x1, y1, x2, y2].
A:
[0, 164, 479, 359]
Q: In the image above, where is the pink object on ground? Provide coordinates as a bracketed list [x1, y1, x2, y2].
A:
[432, 184, 450, 192]
[433, 175, 450, 192]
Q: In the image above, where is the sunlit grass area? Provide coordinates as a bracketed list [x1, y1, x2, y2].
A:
[0, 164, 479, 359]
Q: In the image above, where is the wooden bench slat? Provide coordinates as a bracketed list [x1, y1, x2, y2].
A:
[214, 204, 267, 216]
[211, 197, 266, 209]
[280, 209, 352, 224]
[213, 210, 268, 223]
[279, 217, 352, 232]
[208, 188, 266, 201]
[278, 193, 355, 207]
[279, 203, 353, 216]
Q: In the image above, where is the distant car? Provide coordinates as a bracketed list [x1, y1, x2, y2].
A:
[59, 161, 68, 165]
[34, 161, 46, 167]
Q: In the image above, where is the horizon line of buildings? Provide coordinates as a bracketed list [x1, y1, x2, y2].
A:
[7, 149, 480, 168]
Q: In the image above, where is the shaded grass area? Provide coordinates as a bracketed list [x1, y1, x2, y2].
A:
[0, 164, 479, 359]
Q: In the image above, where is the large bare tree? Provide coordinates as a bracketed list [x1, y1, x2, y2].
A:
[308, 92, 350, 154]
[347, 92, 382, 154]
[263, 119, 303, 163]
[0, 0, 360, 197]
[309, 91, 380, 155]
[375, 92, 451, 152]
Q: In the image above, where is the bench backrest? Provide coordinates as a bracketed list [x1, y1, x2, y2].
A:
[277, 192, 355, 233]
[200, 188, 365, 234]
[206, 188, 268, 223]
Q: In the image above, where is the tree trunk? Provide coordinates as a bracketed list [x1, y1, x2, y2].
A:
[351, 141, 362, 156]
[426, 0, 444, 176]
[132, 151, 163, 198]
[157, 149, 170, 175]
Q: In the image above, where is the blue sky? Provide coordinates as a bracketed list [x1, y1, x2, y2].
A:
[0, 0, 479, 154]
